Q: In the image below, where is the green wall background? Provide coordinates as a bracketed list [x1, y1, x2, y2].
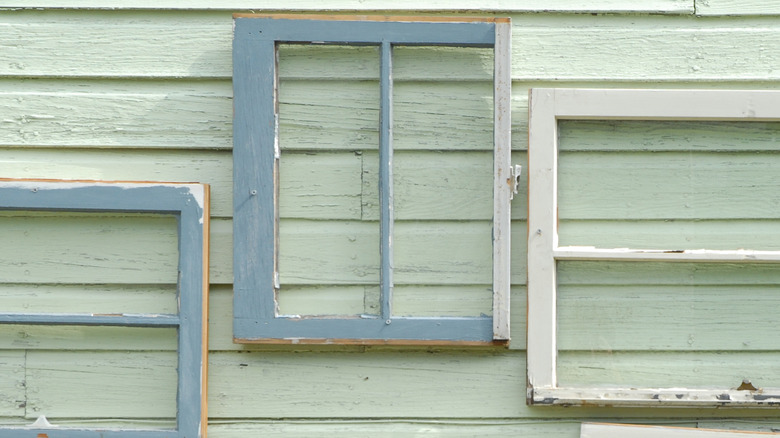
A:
[2, 1, 780, 435]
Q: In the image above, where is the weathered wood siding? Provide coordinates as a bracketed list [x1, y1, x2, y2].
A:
[2, 2, 780, 436]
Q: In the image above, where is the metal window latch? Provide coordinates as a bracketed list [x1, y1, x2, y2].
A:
[510, 164, 522, 200]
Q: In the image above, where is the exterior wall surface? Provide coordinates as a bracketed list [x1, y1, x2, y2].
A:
[2, 1, 780, 436]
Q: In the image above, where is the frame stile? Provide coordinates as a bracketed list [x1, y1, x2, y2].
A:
[232, 27, 278, 330]
[527, 89, 559, 396]
[492, 19, 512, 341]
[379, 40, 394, 322]
[177, 186, 205, 438]
[200, 184, 211, 438]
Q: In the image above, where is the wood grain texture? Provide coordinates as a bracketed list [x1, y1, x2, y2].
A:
[0, 325, 176, 350]
[26, 351, 177, 419]
[278, 44, 379, 81]
[1, 0, 694, 12]
[278, 220, 380, 285]
[392, 285, 492, 317]
[207, 350, 525, 418]
[279, 81, 493, 151]
[279, 79, 379, 151]
[206, 421, 582, 437]
[0, 213, 178, 284]
[280, 151, 363, 220]
[279, 45, 493, 81]
[362, 151, 494, 220]
[0, 11, 231, 78]
[0, 352, 25, 417]
[0, 148, 233, 216]
[3, 217, 517, 288]
[278, 220, 496, 286]
[558, 351, 780, 388]
[0, 80, 232, 148]
[558, 260, 780, 286]
[512, 16, 780, 81]
[0, 284, 176, 314]
[394, 221, 493, 285]
[207, 351, 780, 419]
[277, 285, 374, 316]
[560, 220, 780, 250]
[558, 284, 780, 350]
[696, 0, 780, 15]
[558, 151, 780, 220]
[5, 14, 780, 80]
[558, 120, 780, 152]
[0, 148, 500, 221]
[393, 81, 493, 150]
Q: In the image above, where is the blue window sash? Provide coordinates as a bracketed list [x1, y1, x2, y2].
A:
[0, 180, 208, 438]
[233, 16, 506, 343]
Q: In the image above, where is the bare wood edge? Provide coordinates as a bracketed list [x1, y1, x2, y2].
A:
[583, 423, 780, 436]
[234, 337, 509, 347]
[200, 184, 210, 438]
[233, 13, 510, 23]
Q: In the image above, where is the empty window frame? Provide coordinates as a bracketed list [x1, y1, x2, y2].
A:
[232, 15, 512, 344]
[0, 179, 209, 437]
[527, 88, 780, 406]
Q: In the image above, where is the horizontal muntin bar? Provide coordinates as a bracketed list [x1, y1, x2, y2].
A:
[0, 313, 180, 327]
[554, 246, 780, 263]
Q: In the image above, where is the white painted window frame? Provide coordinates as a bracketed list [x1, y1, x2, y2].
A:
[527, 88, 780, 406]
[581, 423, 780, 437]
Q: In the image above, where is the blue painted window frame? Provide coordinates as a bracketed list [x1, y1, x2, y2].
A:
[0, 179, 208, 438]
[233, 15, 512, 344]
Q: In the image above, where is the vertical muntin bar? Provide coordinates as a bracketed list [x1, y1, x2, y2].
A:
[379, 41, 394, 322]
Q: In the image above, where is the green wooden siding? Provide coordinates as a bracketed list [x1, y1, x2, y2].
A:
[1, 3, 779, 436]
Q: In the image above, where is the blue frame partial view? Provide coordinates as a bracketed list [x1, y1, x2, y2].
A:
[233, 15, 511, 344]
[0, 179, 209, 438]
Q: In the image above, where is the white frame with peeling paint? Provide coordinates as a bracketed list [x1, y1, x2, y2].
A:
[581, 423, 780, 437]
[527, 88, 780, 406]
